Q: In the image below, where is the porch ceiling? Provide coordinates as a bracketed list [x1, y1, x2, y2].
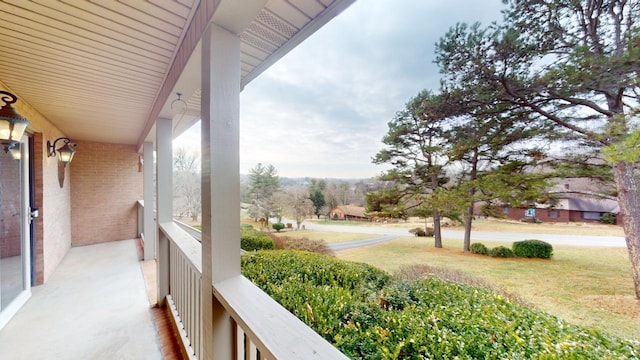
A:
[0, 0, 354, 146]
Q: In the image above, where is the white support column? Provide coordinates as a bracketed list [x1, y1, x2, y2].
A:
[156, 118, 173, 305]
[201, 22, 241, 360]
[143, 141, 156, 261]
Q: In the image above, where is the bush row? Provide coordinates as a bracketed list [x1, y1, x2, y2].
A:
[240, 226, 274, 251]
[471, 239, 553, 259]
[241, 251, 637, 359]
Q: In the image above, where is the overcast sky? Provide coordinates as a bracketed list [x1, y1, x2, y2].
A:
[175, 0, 507, 179]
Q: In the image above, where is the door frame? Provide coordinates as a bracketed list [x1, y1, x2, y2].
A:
[0, 135, 32, 330]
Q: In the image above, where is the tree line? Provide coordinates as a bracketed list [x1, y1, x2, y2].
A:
[241, 163, 389, 229]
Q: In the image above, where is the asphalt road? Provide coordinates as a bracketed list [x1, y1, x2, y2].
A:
[301, 222, 628, 250]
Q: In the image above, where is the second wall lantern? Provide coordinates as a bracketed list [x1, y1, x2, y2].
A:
[47, 137, 77, 167]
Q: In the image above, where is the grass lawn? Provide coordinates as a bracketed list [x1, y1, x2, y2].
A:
[310, 218, 625, 236]
[337, 237, 640, 341]
[275, 230, 377, 243]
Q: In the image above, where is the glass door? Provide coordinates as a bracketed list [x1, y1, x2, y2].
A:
[0, 135, 31, 330]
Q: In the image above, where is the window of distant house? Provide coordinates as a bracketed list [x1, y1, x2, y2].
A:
[503, 207, 509, 214]
[548, 210, 559, 218]
[583, 211, 601, 220]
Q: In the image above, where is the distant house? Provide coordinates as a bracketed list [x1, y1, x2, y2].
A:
[329, 205, 371, 221]
[503, 194, 621, 224]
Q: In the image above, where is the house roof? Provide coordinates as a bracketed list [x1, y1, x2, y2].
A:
[0, 0, 355, 148]
[566, 197, 619, 213]
[334, 205, 367, 218]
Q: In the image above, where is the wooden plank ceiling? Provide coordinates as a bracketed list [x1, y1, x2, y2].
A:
[0, 0, 350, 145]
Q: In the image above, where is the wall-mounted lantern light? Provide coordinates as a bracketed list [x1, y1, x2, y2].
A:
[47, 137, 77, 167]
[47, 137, 77, 188]
[0, 91, 29, 157]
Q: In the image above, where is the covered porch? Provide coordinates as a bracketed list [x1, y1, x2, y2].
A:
[0, 1, 354, 358]
[0, 239, 162, 359]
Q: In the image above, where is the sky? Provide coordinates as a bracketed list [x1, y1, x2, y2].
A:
[175, 0, 507, 179]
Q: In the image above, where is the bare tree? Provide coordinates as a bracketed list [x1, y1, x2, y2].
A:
[174, 147, 200, 221]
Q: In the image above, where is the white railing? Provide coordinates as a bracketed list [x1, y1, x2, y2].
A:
[160, 222, 202, 359]
[158, 222, 348, 359]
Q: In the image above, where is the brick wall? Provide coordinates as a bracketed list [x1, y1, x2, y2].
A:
[70, 141, 143, 245]
[505, 207, 571, 222]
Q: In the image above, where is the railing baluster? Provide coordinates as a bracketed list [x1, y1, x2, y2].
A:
[162, 221, 347, 359]
[235, 322, 243, 359]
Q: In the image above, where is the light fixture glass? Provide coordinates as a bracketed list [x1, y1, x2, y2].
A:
[47, 137, 77, 167]
[57, 143, 76, 165]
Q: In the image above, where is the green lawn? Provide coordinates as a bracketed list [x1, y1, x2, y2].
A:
[310, 218, 625, 236]
[337, 237, 639, 341]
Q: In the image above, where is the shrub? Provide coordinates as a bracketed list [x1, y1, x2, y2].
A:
[241, 223, 253, 229]
[240, 227, 274, 251]
[395, 264, 525, 305]
[410, 227, 435, 237]
[470, 242, 489, 255]
[519, 217, 542, 223]
[489, 245, 514, 258]
[512, 239, 553, 259]
[242, 251, 638, 359]
[272, 222, 285, 232]
[266, 233, 334, 256]
[600, 212, 616, 224]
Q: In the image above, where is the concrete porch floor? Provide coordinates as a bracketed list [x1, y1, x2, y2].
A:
[0, 239, 163, 360]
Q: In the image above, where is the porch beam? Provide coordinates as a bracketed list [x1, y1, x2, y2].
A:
[143, 141, 156, 261]
[156, 117, 172, 305]
[201, 22, 241, 360]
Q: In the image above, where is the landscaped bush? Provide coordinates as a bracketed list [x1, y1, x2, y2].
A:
[470, 242, 489, 255]
[600, 212, 616, 225]
[272, 222, 285, 232]
[240, 226, 274, 251]
[512, 239, 553, 259]
[519, 217, 542, 223]
[241, 251, 638, 359]
[489, 245, 514, 258]
[395, 264, 525, 305]
[266, 233, 334, 256]
[409, 227, 434, 237]
[409, 227, 425, 236]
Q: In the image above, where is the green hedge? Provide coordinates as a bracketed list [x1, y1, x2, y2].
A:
[240, 227, 274, 251]
[512, 239, 553, 259]
[241, 251, 638, 359]
[489, 245, 514, 258]
[470, 242, 489, 255]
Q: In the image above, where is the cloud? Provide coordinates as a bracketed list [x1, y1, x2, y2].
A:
[185, 0, 508, 179]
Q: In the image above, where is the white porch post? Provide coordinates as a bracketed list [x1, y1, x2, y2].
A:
[143, 141, 156, 261]
[201, 22, 241, 359]
[156, 117, 173, 305]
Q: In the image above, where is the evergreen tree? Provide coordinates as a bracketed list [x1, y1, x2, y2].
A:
[435, 0, 640, 296]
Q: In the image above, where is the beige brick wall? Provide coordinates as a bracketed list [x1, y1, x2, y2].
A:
[70, 141, 143, 245]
